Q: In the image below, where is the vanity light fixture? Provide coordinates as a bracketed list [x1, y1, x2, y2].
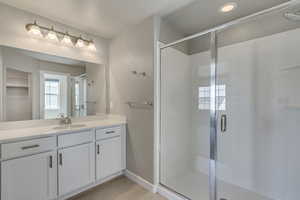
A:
[46, 26, 59, 41]
[26, 20, 42, 36]
[61, 32, 72, 45]
[76, 37, 85, 48]
[25, 21, 96, 51]
[88, 40, 96, 51]
[220, 2, 237, 13]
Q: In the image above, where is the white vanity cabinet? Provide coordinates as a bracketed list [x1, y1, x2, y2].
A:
[0, 123, 126, 200]
[96, 136, 122, 180]
[95, 126, 124, 180]
[57, 130, 95, 196]
[1, 151, 57, 200]
[58, 143, 95, 196]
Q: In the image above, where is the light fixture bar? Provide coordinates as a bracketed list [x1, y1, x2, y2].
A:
[25, 21, 94, 44]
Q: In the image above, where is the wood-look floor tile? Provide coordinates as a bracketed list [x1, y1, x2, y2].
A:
[68, 176, 167, 200]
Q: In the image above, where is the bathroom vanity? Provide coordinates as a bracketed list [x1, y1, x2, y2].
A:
[0, 33, 124, 200]
[0, 116, 126, 200]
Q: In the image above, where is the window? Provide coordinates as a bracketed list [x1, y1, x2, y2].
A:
[44, 79, 60, 110]
[198, 85, 226, 111]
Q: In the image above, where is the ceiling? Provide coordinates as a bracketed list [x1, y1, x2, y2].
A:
[186, 3, 300, 54]
[163, 0, 291, 36]
[0, 0, 294, 39]
[0, 0, 194, 39]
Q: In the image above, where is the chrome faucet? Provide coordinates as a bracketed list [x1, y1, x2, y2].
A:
[58, 114, 72, 125]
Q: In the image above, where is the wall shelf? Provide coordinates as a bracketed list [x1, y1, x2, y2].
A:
[284, 104, 300, 109]
[6, 84, 29, 88]
[5, 68, 32, 121]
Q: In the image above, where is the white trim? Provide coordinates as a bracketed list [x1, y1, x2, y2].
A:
[0, 47, 3, 121]
[124, 170, 157, 193]
[40, 71, 70, 119]
[40, 70, 71, 77]
[153, 16, 161, 190]
[157, 185, 189, 200]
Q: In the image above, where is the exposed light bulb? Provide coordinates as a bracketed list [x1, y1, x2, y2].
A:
[88, 41, 96, 51]
[76, 38, 85, 48]
[26, 21, 42, 37]
[25, 21, 95, 50]
[46, 27, 58, 41]
[220, 2, 237, 13]
[29, 25, 41, 35]
[62, 33, 72, 45]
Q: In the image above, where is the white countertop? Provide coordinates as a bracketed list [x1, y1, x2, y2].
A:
[0, 115, 126, 143]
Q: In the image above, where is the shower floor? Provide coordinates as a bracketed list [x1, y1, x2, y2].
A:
[163, 171, 272, 200]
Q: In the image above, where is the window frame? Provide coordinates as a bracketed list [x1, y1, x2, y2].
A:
[44, 78, 61, 110]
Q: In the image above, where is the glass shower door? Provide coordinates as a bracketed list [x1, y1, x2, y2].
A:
[160, 33, 212, 199]
[216, 4, 300, 200]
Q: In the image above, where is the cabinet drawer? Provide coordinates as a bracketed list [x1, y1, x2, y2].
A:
[58, 129, 93, 148]
[96, 126, 121, 140]
[1, 137, 56, 159]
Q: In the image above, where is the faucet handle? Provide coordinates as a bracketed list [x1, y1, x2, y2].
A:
[67, 117, 72, 124]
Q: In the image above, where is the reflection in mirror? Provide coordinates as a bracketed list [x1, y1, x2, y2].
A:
[0, 46, 106, 121]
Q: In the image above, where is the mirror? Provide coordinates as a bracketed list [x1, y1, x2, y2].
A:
[0, 46, 107, 121]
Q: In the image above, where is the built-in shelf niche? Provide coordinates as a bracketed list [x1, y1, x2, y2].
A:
[5, 68, 32, 121]
[6, 68, 30, 91]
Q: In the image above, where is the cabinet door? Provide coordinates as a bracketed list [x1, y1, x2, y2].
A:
[1, 151, 57, 200]
[58, 143, 95, 196]
[96, 136, 122, 180]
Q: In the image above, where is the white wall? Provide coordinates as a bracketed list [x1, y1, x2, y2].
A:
[159, 20, 188, 53]
[160, 46, 193, 183]
[0, 2, 109, 65]
[85, 63, 107, 115]
[110, 17, 155, 183]
[189, 51, 211, 175]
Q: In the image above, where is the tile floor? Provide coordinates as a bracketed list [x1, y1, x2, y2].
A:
[69, 176, 166, 200]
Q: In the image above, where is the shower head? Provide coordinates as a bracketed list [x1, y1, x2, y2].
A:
[284, 11, 300, 21]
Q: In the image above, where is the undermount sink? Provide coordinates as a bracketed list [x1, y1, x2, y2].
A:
[53, 124, 86, 130]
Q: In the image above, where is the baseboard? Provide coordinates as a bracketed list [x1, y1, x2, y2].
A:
[124, 170, 157, 193]
[157, 185, 188, 200]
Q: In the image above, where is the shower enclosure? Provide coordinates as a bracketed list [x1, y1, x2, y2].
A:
[159, 2, 300, 200]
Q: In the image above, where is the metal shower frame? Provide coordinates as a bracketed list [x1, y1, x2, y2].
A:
[156, 1, 300, 200]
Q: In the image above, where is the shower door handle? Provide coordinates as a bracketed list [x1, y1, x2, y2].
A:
[221, 114, 227, 132]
